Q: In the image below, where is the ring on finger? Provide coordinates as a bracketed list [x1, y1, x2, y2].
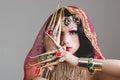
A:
[59, 57, 65, 62]
[52, 29, 57, 36]
[47, 29, 53, 35]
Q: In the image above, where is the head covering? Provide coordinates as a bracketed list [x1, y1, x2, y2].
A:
[23, 6, 104, 80]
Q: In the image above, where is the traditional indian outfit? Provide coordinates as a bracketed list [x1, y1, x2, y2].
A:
[23, 6, 104, 80]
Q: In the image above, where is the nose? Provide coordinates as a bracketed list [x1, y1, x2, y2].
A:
[61, 34, 70, 46]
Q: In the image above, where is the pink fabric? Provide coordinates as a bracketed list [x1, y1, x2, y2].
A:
[23, 16, 51, 80]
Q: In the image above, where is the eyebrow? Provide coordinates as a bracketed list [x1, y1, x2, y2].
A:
[69, 27, 77, 30]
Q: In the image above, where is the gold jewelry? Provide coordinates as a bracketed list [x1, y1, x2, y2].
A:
[78, 58, 102, 73]
[42, 68, 50, 79]
[78, 58, 88, 68]
[88, 58, 94, 73]
[93, 59, 102, 71]
[59, 56, 65, 62]
[63, 14, 81, 26]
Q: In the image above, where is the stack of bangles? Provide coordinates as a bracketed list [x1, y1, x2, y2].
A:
[78, 58, 102, 74]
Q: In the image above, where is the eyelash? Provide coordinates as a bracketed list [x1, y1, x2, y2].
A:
[61, 30, 78, 36]
[69, 30, 78, 35]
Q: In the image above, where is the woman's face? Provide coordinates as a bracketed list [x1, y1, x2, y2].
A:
[60, 16, 80, 54]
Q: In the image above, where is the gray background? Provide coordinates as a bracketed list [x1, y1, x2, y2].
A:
[0, 0, 120, 80]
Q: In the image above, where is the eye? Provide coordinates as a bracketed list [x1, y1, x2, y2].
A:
[69, 30, 78, 35]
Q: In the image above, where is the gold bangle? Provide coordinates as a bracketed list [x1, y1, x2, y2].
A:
[78, 58, 102, 72]
[78, 58, 88, 68]
[93, 60, 102, 71]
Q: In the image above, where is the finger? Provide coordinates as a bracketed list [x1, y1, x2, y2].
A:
[29, 56, 57, 66]
[56, 20, 61, 38]
[45, 32, 61, 48]
[29, 49, 57, 59]
[48, 65, 55, 71]
[53, 14, 61, 37]
[42, 60, 60, 68]
[47, 7, 63, 36]
[52, 7, 64, 36]
[47, 8, 58, 30]
[46, 12, 58, 36]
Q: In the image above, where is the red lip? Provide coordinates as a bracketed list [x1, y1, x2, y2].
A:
[66, 47, 72, 51]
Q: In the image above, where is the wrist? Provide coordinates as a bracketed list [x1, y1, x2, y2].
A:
[78, 58, 102, 73]
[64, 52, 78, 66]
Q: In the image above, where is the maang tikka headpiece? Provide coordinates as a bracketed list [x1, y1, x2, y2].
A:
[64, 14, 81, 26]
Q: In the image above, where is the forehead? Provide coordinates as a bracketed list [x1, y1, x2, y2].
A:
[62, 22, 77, 31]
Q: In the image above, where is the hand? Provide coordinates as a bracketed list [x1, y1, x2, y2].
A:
[43, 12, 62, 51]
[29, 12, 64, 67]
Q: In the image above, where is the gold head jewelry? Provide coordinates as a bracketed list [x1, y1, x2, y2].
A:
[63, 14, 81, 26]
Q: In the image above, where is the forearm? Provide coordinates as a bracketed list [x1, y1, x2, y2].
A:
[64, 53, 120, 77]
[101, 59, 120, 77]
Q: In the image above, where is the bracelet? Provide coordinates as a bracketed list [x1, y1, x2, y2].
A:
[78, 58, 88, 68]
[88, 58, 94, 73]
[93, 59, 102, 71]
[78, 58, 102, 73]
[42, 68, 50, 79]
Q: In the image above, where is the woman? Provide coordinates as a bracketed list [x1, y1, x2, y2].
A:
[23, 6, 120, 80]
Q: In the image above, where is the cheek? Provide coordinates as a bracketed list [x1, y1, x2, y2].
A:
[74, 36, 79, 44]
[72, 35, 80, 44]
[74, 36, 80, 48]
[71, 35, 80, 54]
